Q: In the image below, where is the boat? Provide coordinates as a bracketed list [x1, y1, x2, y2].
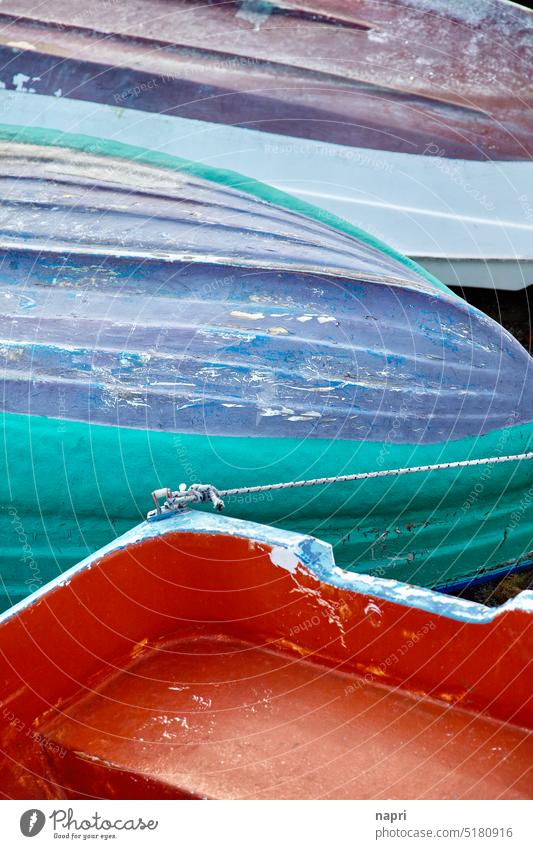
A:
[1, 510, 531, 800]
[0, 0, 531, 290]
[1, 126, 533, 611]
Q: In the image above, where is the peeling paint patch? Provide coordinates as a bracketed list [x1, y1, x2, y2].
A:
[235, 0, 271, 30]
[12, 73, 35, 92]
[7, 42, 37, 51]
[367, 29, 389, 43]
[260, 407, 294, 417]
[364, 601, 382, 617]
[269, 545, 300, 573]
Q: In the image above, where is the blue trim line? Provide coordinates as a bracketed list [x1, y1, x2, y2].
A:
[436, 557, 533, 595]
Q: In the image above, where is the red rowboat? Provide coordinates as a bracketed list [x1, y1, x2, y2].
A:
[1, 511, 532, 799]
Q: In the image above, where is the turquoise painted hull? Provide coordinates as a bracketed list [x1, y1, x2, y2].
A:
[2, 411, 533, 611]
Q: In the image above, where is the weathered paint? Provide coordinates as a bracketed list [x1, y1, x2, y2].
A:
[0, 512, 531, 799]
[0, 0, 532, 291]
[1, 131, 533, 606]
[3, 411, 533, 610]
[0, 122, 449, 292]
[1, 90, 532, 292]
[1, 246, 529, 441]
[0, 0, 530, 160]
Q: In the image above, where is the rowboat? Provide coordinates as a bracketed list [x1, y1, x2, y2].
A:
[0, 0, 531, 290]
[1, 511, 531, 800]
[1, 126, 533, 610]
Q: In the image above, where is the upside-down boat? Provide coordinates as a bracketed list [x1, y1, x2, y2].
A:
[1, 511, 532, 800]
[1, 127, 533, 610]
[0, 0, 531, 289]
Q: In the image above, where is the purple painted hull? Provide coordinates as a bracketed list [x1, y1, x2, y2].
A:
[1, 136, 532, 444]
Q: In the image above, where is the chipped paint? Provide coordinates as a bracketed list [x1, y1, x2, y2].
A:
[5, 510, 533, 630]
[230, 310, 265, 320]
[269, 545, 300, 573]
[0, 128, 533, 605]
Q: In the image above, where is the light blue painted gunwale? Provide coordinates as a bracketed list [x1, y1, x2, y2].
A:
[2, 510, 532, 628]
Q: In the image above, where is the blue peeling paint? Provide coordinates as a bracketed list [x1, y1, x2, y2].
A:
[3, 511, 532, 627]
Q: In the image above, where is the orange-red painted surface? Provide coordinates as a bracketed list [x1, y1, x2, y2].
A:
[1, 518, 532, 800]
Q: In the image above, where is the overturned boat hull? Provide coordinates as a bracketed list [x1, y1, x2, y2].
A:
[0, 0, 531, 289]
[1, 128, 533, 609]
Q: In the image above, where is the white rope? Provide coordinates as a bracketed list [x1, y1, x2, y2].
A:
[149, 451, 533, 517]
[217, 451, 533, 496]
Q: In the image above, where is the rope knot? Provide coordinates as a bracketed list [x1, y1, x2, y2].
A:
[149, 483, 225, 518]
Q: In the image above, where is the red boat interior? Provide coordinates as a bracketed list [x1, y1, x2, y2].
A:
[1, 529, 532, 799]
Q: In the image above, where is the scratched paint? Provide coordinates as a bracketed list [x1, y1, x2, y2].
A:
[2, 410, 533, 610]
[1, 131, 533, 607]
[0, 0, 530, 161]
[0, 137, 531, 445]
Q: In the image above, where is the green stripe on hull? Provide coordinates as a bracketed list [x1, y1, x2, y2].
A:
[2, 412, 533, 610]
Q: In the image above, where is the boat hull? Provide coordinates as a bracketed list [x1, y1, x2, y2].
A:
[1, 510, 532, 800]
[3, 410, 533, 611]
[0, 0, 532, 289]
[1, 128, 533, 609]
[0, 0, 530, 161]
[0, 89, 532, 291]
